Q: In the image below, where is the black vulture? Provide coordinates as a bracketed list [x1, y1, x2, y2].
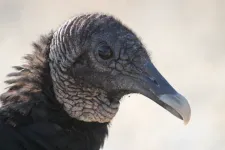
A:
[0, 13, 191, 150]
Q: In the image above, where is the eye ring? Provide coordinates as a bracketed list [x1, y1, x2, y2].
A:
[97, 43, 113, 60]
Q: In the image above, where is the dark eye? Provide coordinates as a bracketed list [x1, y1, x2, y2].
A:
[98, 45, 113, 60]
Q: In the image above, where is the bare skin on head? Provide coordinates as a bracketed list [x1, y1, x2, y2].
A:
[48, 13, 191, 124]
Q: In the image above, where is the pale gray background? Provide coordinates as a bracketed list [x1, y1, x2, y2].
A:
[0, 0, 224, 150]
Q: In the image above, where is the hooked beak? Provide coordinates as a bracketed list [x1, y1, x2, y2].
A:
[134, 62, 191, 124]
[112, 62, 191, 124]
[158, 94, 191, 125]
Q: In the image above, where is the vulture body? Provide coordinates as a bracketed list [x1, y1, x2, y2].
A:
[0, 13, 191, 150]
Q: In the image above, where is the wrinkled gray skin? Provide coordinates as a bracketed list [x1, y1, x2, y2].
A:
[49, 13, 191, 124]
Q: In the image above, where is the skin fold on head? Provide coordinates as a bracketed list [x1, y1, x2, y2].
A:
[48, 13, 191, 124]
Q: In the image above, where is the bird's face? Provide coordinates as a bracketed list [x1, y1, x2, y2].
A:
[49, 14, 191, 124]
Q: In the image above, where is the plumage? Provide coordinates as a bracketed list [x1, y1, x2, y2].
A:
[0, 13, 191, 150]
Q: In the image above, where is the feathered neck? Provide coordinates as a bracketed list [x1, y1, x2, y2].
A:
[0, 32, 54, 105]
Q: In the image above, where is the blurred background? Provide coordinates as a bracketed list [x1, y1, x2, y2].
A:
[0, 0, 224, 149]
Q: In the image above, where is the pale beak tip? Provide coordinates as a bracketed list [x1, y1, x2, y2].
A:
[158, 93, 191, 126]
[183, 108, 191, 125]
[183, 117, 190, 125]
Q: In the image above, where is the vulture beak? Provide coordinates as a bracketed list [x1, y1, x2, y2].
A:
[112, 62, 191, 124]
[135, 62, 191, 125]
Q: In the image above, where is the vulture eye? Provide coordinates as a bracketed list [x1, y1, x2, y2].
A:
[97, 44, 113, 60]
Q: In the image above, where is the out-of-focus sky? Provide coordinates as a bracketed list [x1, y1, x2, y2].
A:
[0, 0, 224, 150]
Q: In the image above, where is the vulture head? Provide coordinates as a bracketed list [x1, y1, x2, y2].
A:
[47, 13, 191, 124]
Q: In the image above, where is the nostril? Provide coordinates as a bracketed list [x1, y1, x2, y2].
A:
[149, 77, 160, 87]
